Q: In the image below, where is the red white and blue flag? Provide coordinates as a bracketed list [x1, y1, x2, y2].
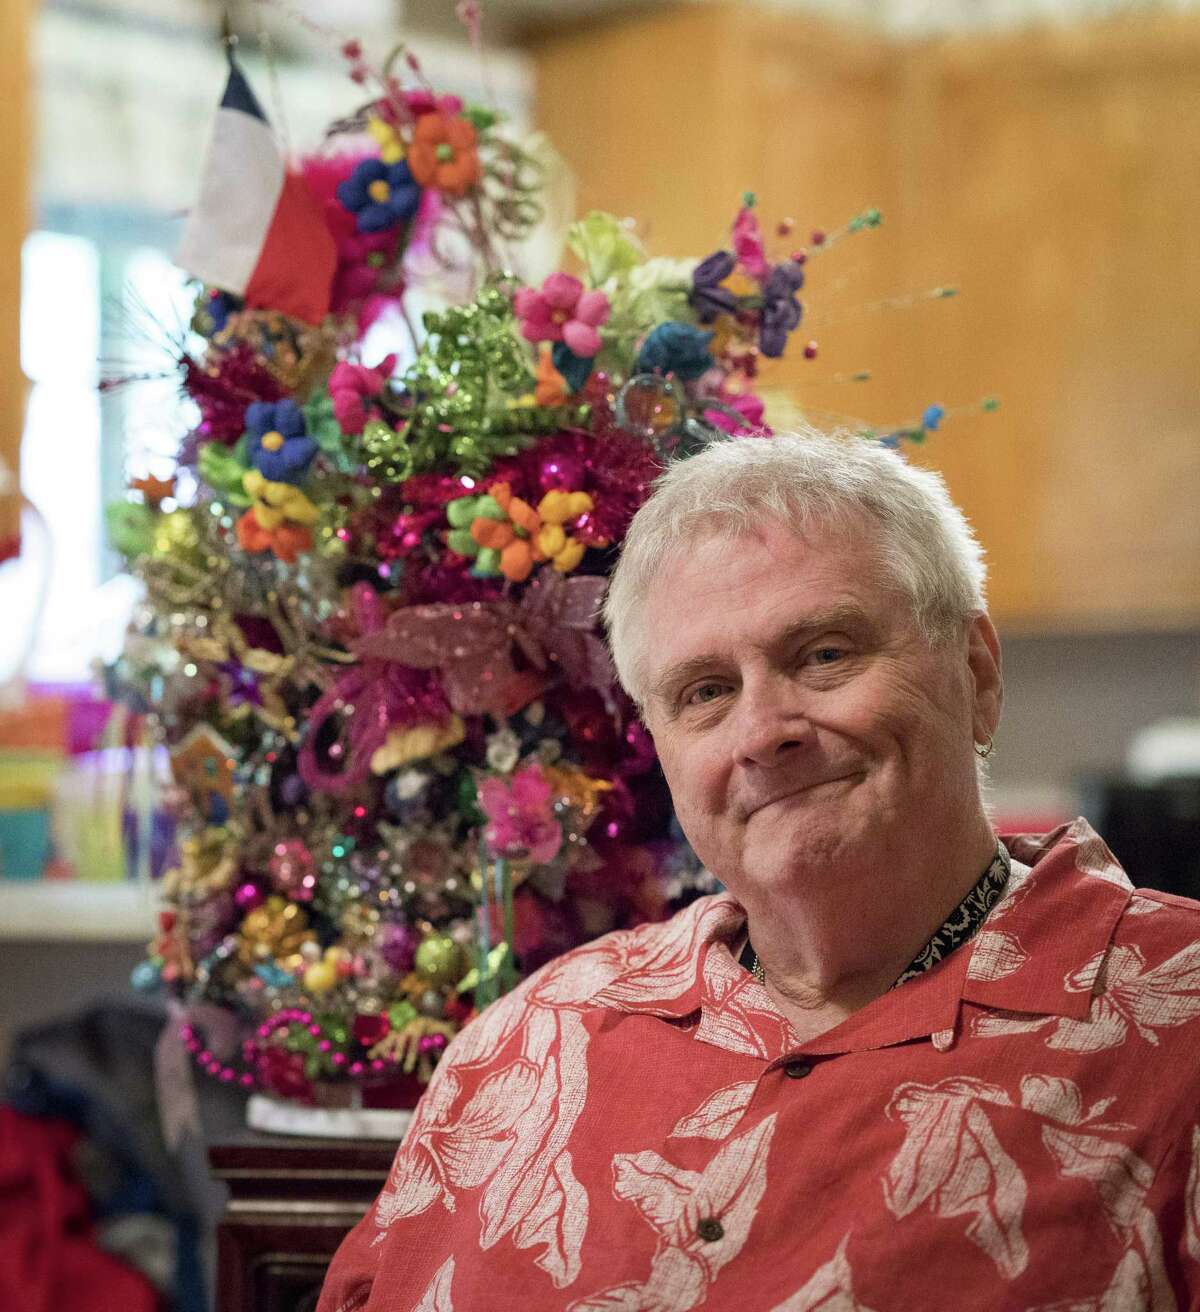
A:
[176, 55, 336, 325]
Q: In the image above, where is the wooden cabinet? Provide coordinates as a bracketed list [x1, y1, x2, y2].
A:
[527, 7, 1200, 632]
[210, 1136, 393, 1312]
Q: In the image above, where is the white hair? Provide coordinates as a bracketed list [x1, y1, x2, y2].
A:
[604, 427, 988, 709]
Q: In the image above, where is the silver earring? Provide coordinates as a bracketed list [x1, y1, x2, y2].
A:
[975, 736, 994, 759]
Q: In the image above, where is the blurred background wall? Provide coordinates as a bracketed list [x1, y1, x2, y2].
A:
[1, 0, 1198, 1054]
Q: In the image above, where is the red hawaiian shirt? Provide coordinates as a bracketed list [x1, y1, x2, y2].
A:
[318, 820, 1200, 1312]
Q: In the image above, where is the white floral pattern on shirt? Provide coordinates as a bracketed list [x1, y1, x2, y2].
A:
[767, 1237, 878, 1312]
[974, 941, 1200, 1053]
[568, 1115, 777, 1312]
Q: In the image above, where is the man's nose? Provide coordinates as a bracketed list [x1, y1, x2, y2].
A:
[731, 675, 814, 767]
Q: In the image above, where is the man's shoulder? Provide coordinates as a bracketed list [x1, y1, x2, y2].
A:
[1114, 883, 1200, 948]
[525, 889, 742, 1009]
[441, 892, 740, 1069]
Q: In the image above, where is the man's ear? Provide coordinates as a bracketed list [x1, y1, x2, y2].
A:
[966, 612, 1003, 745]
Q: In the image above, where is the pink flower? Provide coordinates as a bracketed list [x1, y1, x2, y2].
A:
[329, 355, 396, 435]
[732, 205, 769, 281]
[703, 390, 772, 437]
[478, 765, 563, 864]
[514, 273, 611, 359]
[401, 89, 464, 120]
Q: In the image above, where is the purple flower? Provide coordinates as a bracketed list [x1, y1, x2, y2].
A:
[759, 261, 805, 359]
[336, 159, 422, 234]
[689, 251, 738, 323]
[245, 400, 318, 484]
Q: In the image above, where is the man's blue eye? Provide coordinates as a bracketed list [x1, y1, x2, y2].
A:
[689, 684, 724, 704]
[811, 647, 845, 664]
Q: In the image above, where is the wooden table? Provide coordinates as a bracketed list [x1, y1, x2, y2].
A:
[209, 1134, 395, 1312]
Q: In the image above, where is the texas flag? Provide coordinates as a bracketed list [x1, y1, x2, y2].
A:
[176, 54, 336, 325]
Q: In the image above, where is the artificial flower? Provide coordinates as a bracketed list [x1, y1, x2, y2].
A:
[447, 482, 595, 582]
[245, 400, 318, 483]
[129, 473, 176, 507]
[336, 159, 422, 233]
[703, 390, 770, 436]
[329, 354, 397, 435]
[689, 250, 739, 322]
[535, 488, 595, 572]
[922, 404, 945, 431]
[182, 344, 284, 447]
[200, 289, 241, 336]
[365, 115, 404, 165]
[485, 726, 522, 773]
[759, 261, 806, 359]
[550, 343, 594, 394]
[236, 470, 320, 563]
[732, 202, 769, 280]
[406, 112, 481, 197]
[477, 764, 563, 864]
[566, 210, 644, 284]
[400, 89, 464, 120]
[514, 273, 611, 358]
[460, 483, 543, 582]
[635, 321, 714, 381]
[534, 347, 568, 406]
[302, 153, 419, 326]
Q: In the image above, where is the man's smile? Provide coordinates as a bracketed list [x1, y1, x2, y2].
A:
[741, 770, 865, 820]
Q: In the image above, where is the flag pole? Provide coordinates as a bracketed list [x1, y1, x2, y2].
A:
[220, 8, 237, 58]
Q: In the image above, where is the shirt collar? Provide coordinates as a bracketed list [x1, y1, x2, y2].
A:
[581, 818, 1133, 1060]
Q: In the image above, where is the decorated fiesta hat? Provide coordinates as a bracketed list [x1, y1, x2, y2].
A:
[107, 21, 986, 1104]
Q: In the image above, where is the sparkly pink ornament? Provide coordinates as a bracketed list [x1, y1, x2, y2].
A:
[269, 840, 317, 901]
[538, 451, 585, 492]
[234, 881, 265, 912]
[379, 922, 418, 974]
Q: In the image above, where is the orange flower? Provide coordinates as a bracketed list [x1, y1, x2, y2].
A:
[236, 511, 314, 564]
[130, 474, 176, 506]
[534, 348, 568, 407]
[470, 483, 544, 582]
[407, 113, 481, 198]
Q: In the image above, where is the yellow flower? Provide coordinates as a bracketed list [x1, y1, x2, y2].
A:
[243, 470, 320, 530]
[535, 489, 596, 572]
[366, 116, 405, 165]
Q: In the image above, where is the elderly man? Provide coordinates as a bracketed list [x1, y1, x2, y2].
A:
[320, 432, 1200, 1311]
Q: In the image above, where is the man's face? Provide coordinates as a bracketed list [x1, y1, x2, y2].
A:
[640, 518, 1000, 898]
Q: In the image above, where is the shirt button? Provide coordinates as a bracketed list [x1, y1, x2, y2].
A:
[697, 1218, 724, 1242]
[784, 1058, 813, 1079]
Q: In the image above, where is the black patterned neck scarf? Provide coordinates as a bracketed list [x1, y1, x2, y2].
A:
[739, 843, 1012, 989]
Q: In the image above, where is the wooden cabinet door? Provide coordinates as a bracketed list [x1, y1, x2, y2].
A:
[528, 7, 1200, 631]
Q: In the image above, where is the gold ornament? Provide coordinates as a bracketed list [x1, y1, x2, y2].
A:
[413, 933, 467, 989]
[542, 763, 613, 824]
[370, 715, 466, 774]
[161, 827, 238, 902]
[237, 895, 315, 967]
[152, 508, 204, 566]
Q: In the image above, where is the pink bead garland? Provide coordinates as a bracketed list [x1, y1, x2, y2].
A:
[181, 1003, 416, 1092]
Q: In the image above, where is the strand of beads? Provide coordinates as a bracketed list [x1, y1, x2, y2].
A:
[179, 1019, 256, 1088]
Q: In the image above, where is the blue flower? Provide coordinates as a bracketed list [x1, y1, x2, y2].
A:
[759, 261, 805, 359]
[336, 158, 422, 234]
[635, 322, 714, 381]
[244, 399, 318, 484]
[689, 251, 738, 323]
[922, 404, 945, 431]
[551, 342, 595, 393]
[206, 290, 241, 335]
